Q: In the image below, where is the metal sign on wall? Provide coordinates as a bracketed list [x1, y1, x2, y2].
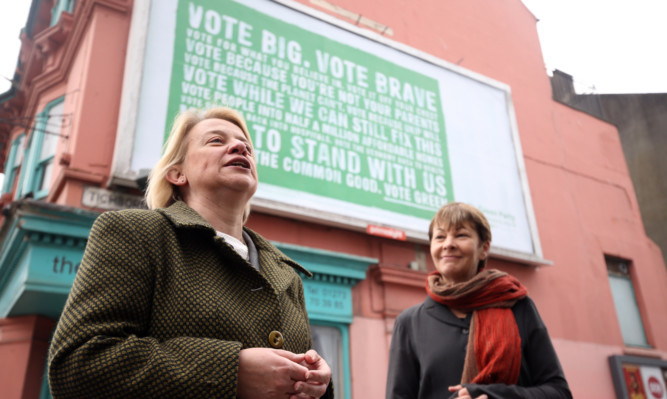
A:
[609, 355, 667, 399]
[116, 0, 543, 260]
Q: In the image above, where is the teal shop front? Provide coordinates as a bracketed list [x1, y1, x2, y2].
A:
[0, 200, 98, 399]
[0, 200, 98, 319]
[277, 242, 377, 398]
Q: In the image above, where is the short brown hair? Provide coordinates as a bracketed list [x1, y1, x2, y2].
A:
[144, 107, 254, 221]
[428, 202, 492, 270]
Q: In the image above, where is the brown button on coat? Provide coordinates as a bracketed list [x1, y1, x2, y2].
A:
[48, 201, 327, 398]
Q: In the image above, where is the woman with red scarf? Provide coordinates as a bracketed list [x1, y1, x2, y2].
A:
[386, 202, 571, 399]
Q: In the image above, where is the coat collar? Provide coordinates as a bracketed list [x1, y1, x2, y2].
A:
[157, 201, 312, 277]
[157, 200, 216, 232]
[424, 296, 471, 327]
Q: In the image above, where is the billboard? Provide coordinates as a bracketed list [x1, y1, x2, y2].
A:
[115, 0, 543, 260]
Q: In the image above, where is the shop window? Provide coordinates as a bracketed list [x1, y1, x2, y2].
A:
[275, 242, 375, 399]
[311, 323, 345, 397]
[39, 362, 52, 399]
[50, 0, 77, 26]
[19, 97, 65, 199]
[2, 134, 26, 194]
[606, 256, 649, 347]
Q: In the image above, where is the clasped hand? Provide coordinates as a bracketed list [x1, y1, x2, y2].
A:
[238, 348, 331, 399]
[448, 385, 488, 399]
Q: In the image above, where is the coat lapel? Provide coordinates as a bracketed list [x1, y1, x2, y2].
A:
[157, 201, 313, 293]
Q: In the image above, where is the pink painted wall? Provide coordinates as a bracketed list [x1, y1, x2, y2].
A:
[0, 316, 55, 399]
[50, 5, 131, 206]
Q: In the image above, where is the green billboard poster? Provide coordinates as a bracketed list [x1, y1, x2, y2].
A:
[165, 0, 453, 220]
[122, 0, 541, 259]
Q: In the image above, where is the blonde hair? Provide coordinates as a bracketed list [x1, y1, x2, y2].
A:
[144, 107, 255, 222]
[428, 202, 492, 271]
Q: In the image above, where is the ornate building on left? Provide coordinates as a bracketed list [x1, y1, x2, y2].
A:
[0, 1, 138, 397]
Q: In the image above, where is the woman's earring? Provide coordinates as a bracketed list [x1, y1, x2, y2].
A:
[179, 177, 185, 183]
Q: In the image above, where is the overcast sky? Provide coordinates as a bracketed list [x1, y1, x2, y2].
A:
[521, 0, 667, 93]
[1, 1, 31, 94]
[1, 1, 666, 94]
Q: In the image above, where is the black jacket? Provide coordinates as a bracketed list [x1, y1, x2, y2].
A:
[386, 296, 572, 399]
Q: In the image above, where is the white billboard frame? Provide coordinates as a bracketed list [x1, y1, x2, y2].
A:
[111, 0, 548, 265]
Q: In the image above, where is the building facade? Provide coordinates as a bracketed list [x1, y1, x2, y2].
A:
[551, 69, 667, 272]
[1, 1, 666, 398]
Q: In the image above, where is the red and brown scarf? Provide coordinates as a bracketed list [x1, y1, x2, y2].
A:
[426, 269, 528, 384]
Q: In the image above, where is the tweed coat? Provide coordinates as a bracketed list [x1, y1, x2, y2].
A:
[48, 201, 331, 398]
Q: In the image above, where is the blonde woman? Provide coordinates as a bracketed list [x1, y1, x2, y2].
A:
[49, 107, 332, 398]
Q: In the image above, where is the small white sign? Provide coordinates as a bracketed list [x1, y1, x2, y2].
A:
[82, 186, 145, 210]
[641, 366, 667, 399]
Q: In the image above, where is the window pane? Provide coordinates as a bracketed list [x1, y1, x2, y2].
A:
[41, 102, 65, 160]
[51, 0, 74, 26]
[39, 161, 54, 193]
[13, 135, 25, 167]
[311, 325, 343, 395]
[608, 274, 648, 346]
